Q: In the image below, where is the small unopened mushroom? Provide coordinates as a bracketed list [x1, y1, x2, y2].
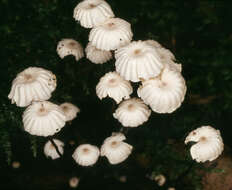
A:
[89, 17, 133, 51]
[137, 66, 186, 113]
[23, 101, 66, 137]
[113, 98, 151, 127]
[73, 0, 114, 28]
[101, 133, 133, 164]
[168, 188, 176, 190]
[57, 39, 84, 61]
[185, 126, 224, 162]
[8, 67, 57, 107]
[60, 102, 80, 122]
[12, 161, 21, 169]
[115, 40, 164, 82]
[44, 139, 64, 159]
[96, 71, 133, 104]
[85, 42, 112, 64]
[72, 144, 100, 166]
[69, 177, 80, 188]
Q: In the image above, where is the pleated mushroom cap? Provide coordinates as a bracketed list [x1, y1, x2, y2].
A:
[85, 42, 112, 64]
[96, 71, 133, 104]
[23, 101, 66, 137]
[113, 98, 151, 127]
[73, 0, 114, 28]
[115, 40, 164, 82]
[72, 144, 100, 166]
[8, 67, 56, 107]
[145, 40, 182, 73]
[60, 102, 80, 122]
[137, 67, 186, 113]
[57, 39, 84, 61]
[100, 133, 133, 164]
[44, 139, 64, 159]
[185, 126, 224, 163]
[89, 17, 133, 51]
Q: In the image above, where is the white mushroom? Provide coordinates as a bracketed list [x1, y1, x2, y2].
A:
[96, 71, 133, 104]
[115, 40, 164, 82]
[73, 0, 114, 28]
[72, 144, 100, 166]
[101, 133, 133, 164]
[154, 174, 166, 186]
[89, 17, 133, 51]
[8, 67, 56, 107]
[113, 98, 151, 127]
[57, 39, 84, 61]
[44, 139, 64, 159]
[85, 42, 112, 64]
[185, 126, 224, 163]
[69, 177, 80, 188]
[60, 102, 80, 122]
[137, 66, 186, 113]
[23, 101, 66, 137]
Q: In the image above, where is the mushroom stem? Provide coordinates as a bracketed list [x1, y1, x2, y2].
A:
[49, 139, 63, 158]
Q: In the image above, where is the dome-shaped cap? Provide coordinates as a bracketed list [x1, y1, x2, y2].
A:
[23, 101, 66, 136]
[73, 0, 114, 28]
[57, 39, 84, 61]
[137, 67, 186, 113]
[60, 102, 80, 122]
[185, 126, 224, 162]
[101, 133, 133, 164]
[85, 42, 112, 64]
[113, 98, 151, 127]
[8, 67, 56, 107]
[115, 40, 164, 82]
[44, 139, 64, 159]
[89, 17, 133, 51]
[72, 144, 100, 166]
[96, 71, 133, 104]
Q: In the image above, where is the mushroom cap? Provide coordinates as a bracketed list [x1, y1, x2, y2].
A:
[137, 67, 186, 113]
[145, 40, 182, 73]
[85, 42, 112, 64]
[96, 71, 133, 104]
[185, 126, 224, 163]
[100, 133, 133, 164]
[60, 102, 80, 122]
[8, 67, 56, 107]
[73, 0, 114, 28]
[115, 40, 164, 82]
[44, 139, 64, 159]
[72, 144, 100, 166]
[113, 98, 151, 127]
[89, 17, 133, 51]
[154, 174, 166, 186]
[57, 39, 84, 61]
[23, 101, 66, 137]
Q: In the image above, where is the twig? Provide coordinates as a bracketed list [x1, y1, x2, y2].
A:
[49, 139, 63, 158]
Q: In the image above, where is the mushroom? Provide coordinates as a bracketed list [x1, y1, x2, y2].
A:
[100, 133, 132, 164]
[60, 102, 80, 122]
[56, 39, 84, 61]
[115, 40, 164, 82]
[8, 67, 56, 107]
[89, 17, 133, 51]
[113, 98, 151, 127]
[96, 71, 133, 104]
[185, 126, 224, 163]
[85, 42, 112, 64]
[72, 144, 100, 166]
[73, 0, 114, 28]
[137, 66, 186, 113]
[69, 177, 80, 188]
[23, 101, 66, 137]
[44, 139, 64, 159]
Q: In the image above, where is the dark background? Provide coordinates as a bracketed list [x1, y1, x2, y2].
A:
[0, 0, 232, 189]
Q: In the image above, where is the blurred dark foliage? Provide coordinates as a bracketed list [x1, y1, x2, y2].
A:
[0, 0, 232, 189]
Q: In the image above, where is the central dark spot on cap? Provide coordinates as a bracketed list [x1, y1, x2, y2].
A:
[134, 49, 141, 55]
